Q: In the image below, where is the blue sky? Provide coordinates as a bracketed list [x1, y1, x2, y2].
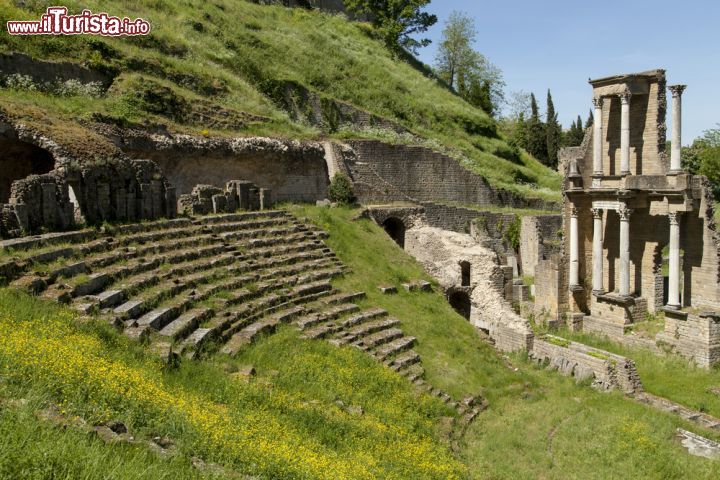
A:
[414, 0, 719, 143]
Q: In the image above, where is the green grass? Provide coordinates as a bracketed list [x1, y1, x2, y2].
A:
[0, 288, 464, 479]
[289, 204, 517, 402]
[461, 363, 719, 479]
[548, 327, 720, 419]
[0, 394, 214, 480]
[0, 0, 561, 201]
[2, 206, 720, 478]
[290, 205, 720, 479]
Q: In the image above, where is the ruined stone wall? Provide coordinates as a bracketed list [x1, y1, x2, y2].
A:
[534, 257, 561, 320]
[118, 135, 329, 203]
[520, 215, 562, 277]
[658, 311, 720, 368]
[530, 335, 643, 393]
[403, 224, 533, 352]
[343, 140, 551, 209]
[687, 179, 720, 309]
[0, 119, 177, 237]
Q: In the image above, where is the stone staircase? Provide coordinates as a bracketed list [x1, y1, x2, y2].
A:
[4, 211, 345, 357]
[293, 294, 486, 426]
[1, 209, 485, 433]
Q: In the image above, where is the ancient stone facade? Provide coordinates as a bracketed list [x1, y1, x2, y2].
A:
[548, 69, 720, 367]
[0, 119, 176, 237]
[178, 181, 272, 216]
[116, 133, 329, 203]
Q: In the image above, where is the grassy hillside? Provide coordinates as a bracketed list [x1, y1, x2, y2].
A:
[1, 206, 719, 478]
[289, 206, 720, 479]
[0, 289, 465, 479]
[0, 0, 561, 201]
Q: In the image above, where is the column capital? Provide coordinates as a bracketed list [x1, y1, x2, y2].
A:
[619, 91, 632, 104]
[591, 207, 603, 219]
[668, 212, 681, 225]
[669, 84, 687, 97]
[570, 206, 579, 218]
[618, 206, 633, 221]
[592, 96, 604, 108]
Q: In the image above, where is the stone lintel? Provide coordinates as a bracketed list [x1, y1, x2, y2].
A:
[595, 292, 637, 306]
[663, 306, 688, 320]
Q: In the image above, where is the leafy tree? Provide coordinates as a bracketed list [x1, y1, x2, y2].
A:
[682, 139, 706, 174]
[434, 11, 505, 115]
[345, 0, 437, 54]
[505, 112, 528, 154]
[505, 90, 532, 120]
[698, 145, 720, 197]
[681, 125, 720, 197]
[457, 72, 492, 115]
[525, 93, 547, 164]
[327, 173, 356, 205]
[545, 90, 561, 168]
[434, 11, 475, 90]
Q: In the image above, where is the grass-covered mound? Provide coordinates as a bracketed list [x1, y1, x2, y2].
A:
[0, 0, 561, 201]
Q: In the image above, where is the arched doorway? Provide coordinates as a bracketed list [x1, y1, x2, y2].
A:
[382, 217, 405, 248]
[460, 261, 471, 287]
[0, 139, 55, 202]
[448, 290, 471, 320]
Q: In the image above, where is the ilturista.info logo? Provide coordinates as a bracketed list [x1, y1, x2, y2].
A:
[6, 6, 151, 36]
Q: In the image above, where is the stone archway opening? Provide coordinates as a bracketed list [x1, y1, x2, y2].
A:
[0, 138, 55, 203]
[448, 290, 471, 320]
[460, 261, 471, 287]
[382, 217, 406, 249]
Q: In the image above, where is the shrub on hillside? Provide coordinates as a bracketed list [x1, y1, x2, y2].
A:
[328, 173, 355, 205]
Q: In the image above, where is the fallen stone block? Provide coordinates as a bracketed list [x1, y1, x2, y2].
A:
[677, 428, 720, 459]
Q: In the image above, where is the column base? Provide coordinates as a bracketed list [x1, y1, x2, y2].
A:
[620, 170, 631, 177]
[667, 169, 683, 176]
[592, 289, 606, 297]
[665, 303, 681, 310]
[569, 284, 584, 293]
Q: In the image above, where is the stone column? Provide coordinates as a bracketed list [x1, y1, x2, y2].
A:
[667, 212, 682, 308]
[619, 92, 632, 176]
[669, 85, 687, 174]
[593, 97, 604, 176]
[618, 205, 633, 296]
[569, 206, 580, 289]
[591, 207, 604, 293]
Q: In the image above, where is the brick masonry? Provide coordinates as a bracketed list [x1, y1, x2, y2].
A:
[530, 335, 643, 393]
[658, 310, 720, 368]
[342, 140, 553, 210]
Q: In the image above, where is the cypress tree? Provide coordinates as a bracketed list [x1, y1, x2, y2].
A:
[575, 114, 585, 144]
[586, 109, 594, 129]
[525, 93, 547, 164]
[545, 90, 561, 168]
